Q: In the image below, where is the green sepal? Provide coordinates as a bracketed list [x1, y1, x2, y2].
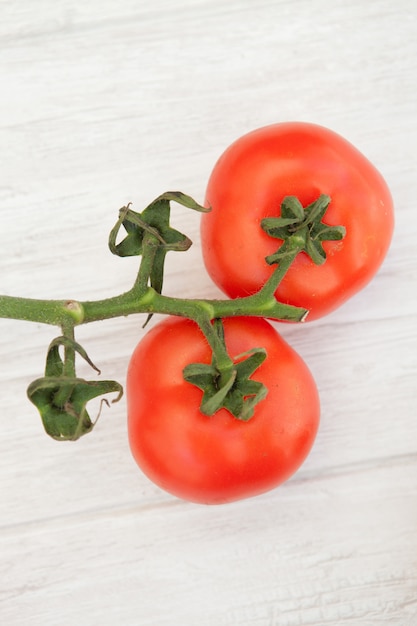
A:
[185, 364, 237, 417]
[108, 193, 210, 316]
[27, 336, 123, 441]
[27, 377, 123, 441]
[43, 336, 100, 378]
[108, 192, 209, 258]
[183, 322, 268, 421]
[261, 194, 346, 266]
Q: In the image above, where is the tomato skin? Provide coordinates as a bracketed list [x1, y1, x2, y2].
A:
[201, 122, 394, 321]
[127, 316, 319, 504]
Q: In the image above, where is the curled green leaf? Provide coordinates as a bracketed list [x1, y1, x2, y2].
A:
[108, 192, 209, 258]
[27, 377, 123, 441]
[108, 193, 209, 319]
[27, 336, 123, 441]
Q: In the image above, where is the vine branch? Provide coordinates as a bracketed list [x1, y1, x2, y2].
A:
[0, 191, 344, 439]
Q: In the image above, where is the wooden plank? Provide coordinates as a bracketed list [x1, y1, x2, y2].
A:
[1, 0, 416, 624]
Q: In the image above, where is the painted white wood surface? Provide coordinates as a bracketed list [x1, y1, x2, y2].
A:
[1, 1, 416, 624]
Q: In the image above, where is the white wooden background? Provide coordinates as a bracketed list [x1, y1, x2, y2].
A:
[1, 1, 416, 624]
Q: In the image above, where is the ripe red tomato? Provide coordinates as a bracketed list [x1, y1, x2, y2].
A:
[201, 122, 394, 321]
[127, 316, 319, 504]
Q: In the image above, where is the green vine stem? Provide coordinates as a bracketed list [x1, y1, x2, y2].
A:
[0, 194, 343, 327]
[0, 191, 345, 438]
[0, 285, 306, 327]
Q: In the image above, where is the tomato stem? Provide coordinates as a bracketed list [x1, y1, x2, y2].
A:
[1, 191, 345, 436]
[258, 246, 303, 301]
[0, 287, 307, 327]
[61, 320, 76, 379]
[132, 231, 161, 295]
[0, 296, 86, 325]
[1, 192, 318, 328]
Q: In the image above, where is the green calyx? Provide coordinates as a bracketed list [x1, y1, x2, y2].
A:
[108, 191, 210, 326]
[183, 320, 267, 421]
[109, 191, 209, 290]
[261, 194, 346, 265]
[109, 191, 210, 259]
[27, 336, 123, 441]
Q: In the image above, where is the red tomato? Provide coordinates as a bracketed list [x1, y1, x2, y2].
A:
[127, 316, 319, 504]
[201, 122, 394, 321]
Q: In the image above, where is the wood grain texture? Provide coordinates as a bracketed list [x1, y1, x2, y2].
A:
[1, 1, 416, 624]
